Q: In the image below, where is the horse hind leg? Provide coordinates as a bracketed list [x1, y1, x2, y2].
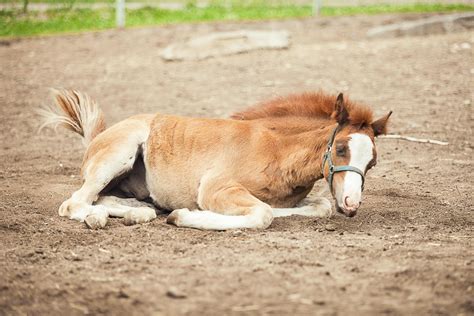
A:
[95, 196, 161, 226]
[59, 136, 146, 229]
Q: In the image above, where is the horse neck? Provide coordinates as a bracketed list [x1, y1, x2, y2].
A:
[277, 119, 336, 184]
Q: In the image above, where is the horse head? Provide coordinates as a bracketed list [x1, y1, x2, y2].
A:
[322, 93, 392, 217]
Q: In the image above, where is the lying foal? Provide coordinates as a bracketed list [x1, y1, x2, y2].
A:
[40, 90, 391, 230]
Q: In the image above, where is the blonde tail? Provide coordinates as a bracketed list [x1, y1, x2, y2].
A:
[38, 89, 106, 147]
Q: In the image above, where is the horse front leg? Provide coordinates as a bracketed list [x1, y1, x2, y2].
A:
[272, 196, 333, 218]
[166, 175, 273, 230]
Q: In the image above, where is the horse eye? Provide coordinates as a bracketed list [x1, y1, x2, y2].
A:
[336, 146, 346, 157]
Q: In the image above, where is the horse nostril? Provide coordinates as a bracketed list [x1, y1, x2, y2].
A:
[344, 196, 350, 208]
[344, 196, 360, 209]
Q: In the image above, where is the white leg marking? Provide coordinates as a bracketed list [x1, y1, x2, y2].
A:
[68, 204, 95, 221]
[273, 197, 332, 218]
[167, 206, 273, 230]
[123, 207, 157, 226]
[58, 198, 109, 229]
[83, 206, 109, 229]
[95, 196, 157, 225]
[58, 133, 148, 229]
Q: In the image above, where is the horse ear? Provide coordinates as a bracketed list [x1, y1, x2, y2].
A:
[334, 93, 349, 125]
[372, 111, 393, 136]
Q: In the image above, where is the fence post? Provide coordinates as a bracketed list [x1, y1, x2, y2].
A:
[116, 0, 125, 28]
[313, 0, 322, 15]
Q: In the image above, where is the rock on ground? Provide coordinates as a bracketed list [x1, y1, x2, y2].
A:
[367, 13, 474, 38]
[160, 30, 290, 61]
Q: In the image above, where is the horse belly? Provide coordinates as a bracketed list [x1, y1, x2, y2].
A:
[143, 156, 200, 210]
[142, 119, 202, 211]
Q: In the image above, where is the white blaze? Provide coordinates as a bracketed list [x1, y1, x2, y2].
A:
[342, 133, 373, 208]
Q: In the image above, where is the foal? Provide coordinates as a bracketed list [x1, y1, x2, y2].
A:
[41, 90, 391, 230]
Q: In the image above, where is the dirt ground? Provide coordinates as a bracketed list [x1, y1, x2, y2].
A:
[0, 13, 473, 315]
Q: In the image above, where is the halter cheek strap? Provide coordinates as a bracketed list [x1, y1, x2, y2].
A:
[321, 126, 365, 193]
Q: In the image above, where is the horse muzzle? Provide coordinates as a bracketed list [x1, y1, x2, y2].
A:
[336, 199, 360, 217]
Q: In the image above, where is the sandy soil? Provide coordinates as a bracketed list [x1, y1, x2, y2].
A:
[0, 13, 473, 315]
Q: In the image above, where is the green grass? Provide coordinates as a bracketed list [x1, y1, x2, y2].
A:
[322, 3, 474, 15]
[0, 0, 113, 3]
[1, 3, 473, 38]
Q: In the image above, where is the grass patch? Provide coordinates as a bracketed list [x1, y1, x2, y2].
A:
[0, 0, 113, 3]
[1, 3, 473, 38]
[321, 3, 474, 15]
[127, 5, 310, 26]
[1, 8, 114, 36]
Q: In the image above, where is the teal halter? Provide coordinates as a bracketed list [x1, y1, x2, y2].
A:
[322, 126, 365, 193]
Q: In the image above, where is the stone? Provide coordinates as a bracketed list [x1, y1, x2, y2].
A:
[367, 13, 474, 38]
[325, 224, 337, 231]
[166, 287, 187, 299]
[160, 30, 290, 61]
[117, 289, 129, 299]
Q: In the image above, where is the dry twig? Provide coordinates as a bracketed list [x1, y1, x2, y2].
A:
[378, 134, 448, 145]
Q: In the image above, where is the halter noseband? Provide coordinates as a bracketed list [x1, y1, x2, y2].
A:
[321, 126, 365, 193]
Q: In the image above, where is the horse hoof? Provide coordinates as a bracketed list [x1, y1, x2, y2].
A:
[84, 214, 107, 229]
[58, 200, 72, 217]
[166, 208, 189, 226]
[123, 208, 157, 226]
